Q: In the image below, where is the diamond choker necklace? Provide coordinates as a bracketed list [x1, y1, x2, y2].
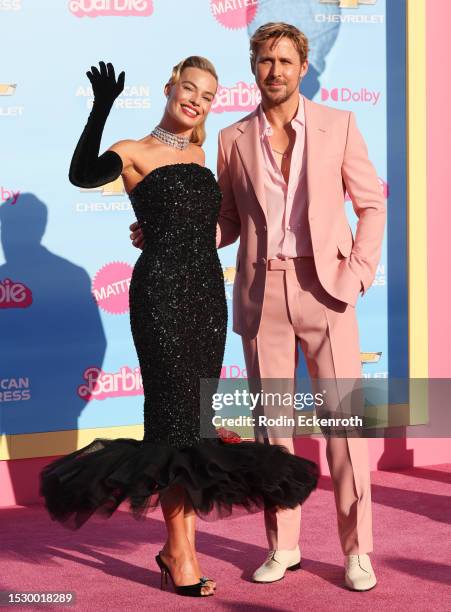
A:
[150, 125, 190, 150]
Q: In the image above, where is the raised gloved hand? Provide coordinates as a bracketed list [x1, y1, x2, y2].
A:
[86, 61, 125, 110]
[69, 61, 125, 188]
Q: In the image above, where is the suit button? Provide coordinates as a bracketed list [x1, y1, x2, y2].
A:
[263, 225, 267, 231]
[260, 257, 267, 265]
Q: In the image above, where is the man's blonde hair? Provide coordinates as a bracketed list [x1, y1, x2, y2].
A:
[249, 22, 309, 72]
[166, 56, 218, 146]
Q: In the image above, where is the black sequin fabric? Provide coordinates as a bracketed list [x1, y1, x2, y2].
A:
[39, 163, 319, 531]
[128, 163, 226, 447]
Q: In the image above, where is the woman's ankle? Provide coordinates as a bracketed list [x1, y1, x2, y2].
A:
[160, 544, 193, 563]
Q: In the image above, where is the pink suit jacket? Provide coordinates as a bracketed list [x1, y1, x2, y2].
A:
[216, 96, 386, 339]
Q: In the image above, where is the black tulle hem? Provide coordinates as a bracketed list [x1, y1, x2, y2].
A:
[39, 437, 319, 530]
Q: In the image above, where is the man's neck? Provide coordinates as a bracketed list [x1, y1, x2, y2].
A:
[261, 93, 300, 130]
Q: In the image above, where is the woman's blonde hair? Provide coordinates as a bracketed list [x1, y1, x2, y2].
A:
[166, 56, 218, 146]
[249, 22, 309, 72]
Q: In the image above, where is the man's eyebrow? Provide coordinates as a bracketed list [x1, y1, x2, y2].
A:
[258, 55, 293, 62]
[181, 80, 216, 97]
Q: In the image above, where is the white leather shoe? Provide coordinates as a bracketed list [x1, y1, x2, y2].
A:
[252, 546, 301, 583]
[345, 554, 377, 591]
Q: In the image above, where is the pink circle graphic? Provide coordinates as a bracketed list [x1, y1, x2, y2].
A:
[92, 261, 133, 315]
[210, 0, 258, 30]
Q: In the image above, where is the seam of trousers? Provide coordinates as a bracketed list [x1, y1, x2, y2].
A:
[254, 332, 269, 448]
[323, 304, 361, 553]
[344, 433, 360, 553]
[255, 294, 301, 549]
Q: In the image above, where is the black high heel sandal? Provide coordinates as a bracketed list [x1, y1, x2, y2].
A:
[155, 554, 214, 597]
[158, 550, 216, 591]
[200, 576, 216, 589]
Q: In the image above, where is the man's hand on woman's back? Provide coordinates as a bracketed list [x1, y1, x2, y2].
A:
[130, 221, 145, 249]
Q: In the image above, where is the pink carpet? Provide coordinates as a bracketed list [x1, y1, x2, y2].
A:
[0, 464, 450, 611]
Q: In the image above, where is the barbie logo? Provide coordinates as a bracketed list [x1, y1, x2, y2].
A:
[92, 261, 133, 314]
[212, 82, 261, 113]
[210, 0, 258, 30]
[69, 0, 153, 18]
[0, 278, 32, 309]
[77, 366, 143, 400]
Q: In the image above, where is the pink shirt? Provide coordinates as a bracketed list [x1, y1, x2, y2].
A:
[258, 94, 313, 259]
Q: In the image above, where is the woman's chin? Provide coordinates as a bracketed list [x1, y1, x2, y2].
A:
[180, 116, 201, 129]
[169, 115, 196, 132]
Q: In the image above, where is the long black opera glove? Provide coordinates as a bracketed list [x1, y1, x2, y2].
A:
[69, 61, 125, 188]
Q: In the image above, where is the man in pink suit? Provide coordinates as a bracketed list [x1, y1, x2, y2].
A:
[130, 22, 385, 591]
[215, 22, 384, 591]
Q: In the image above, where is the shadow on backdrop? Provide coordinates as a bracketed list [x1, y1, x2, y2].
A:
[0, 193, 107, 498]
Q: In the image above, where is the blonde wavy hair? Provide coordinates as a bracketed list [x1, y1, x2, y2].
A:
[166, 56, 218, 146]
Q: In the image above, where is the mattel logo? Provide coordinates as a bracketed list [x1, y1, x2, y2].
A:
[0, 279, 33, 309]
[321, 87, 380, 105]
[69, 0, 153, 17]
[210, 0, 258, 30]
[92, 261, 133, 314]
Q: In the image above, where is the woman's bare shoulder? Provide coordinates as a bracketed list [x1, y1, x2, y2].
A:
[189, 143, 205, 166]
[108, 139, 164, 171]
[107, 139, 140, 170]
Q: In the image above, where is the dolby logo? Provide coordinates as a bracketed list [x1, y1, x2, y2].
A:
[321, 87, 381, 106]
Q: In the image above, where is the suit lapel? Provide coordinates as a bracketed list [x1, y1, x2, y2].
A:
[233, 98, 328, 217]
[304, 96, 328, 210]
[235, 110, 267, 219]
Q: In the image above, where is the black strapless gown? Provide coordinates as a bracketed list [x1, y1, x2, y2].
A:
[40, 163, 318, 530]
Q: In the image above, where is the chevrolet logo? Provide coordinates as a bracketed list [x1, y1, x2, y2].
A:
[319, 0, 377, 7]
[79, 176, 125, 195]
[360, 352, 382, 364]
[0, 84, 17, 96]
[223, 267, 236, 285]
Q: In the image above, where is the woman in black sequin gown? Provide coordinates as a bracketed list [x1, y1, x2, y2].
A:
[40, 58, 318, 597]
